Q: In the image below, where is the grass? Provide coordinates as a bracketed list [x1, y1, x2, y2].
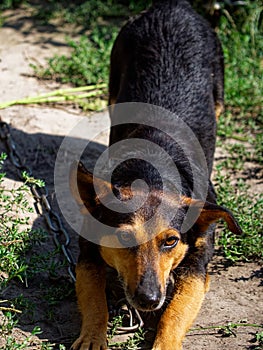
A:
[0, 154, 46, 287]
[214, 1, 263, 262]
[214, 169, 263, 262]
[109, 329, 145, 350]
[0, 0, 24, 10]
[37, 1, 150, 27]
[0, 311, 45, 350]
[29, 0, 151, 87]
[32, 28, 118, 87]
[108, 316, 145, 350]
[219, 1, 262, 109]
[0, 153, 57, 349]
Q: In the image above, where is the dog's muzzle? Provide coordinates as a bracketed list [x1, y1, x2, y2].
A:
[130, 268, 165, 311]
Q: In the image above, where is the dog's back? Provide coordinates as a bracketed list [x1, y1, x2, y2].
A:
[109, 0, 224, 174]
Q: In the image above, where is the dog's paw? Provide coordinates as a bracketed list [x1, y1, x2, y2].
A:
[71, 334, 107, 350]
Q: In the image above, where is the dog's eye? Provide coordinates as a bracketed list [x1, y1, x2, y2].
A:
[164, 236, 179, 249]
[117, 231, 136, 247]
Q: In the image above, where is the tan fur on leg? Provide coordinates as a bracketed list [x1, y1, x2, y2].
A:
[71, 263, 108, 350]
[152, 276, 207, 350]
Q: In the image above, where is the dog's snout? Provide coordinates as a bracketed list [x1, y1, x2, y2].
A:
[136, 289, 161, 310]
[134, 268, 162, 310]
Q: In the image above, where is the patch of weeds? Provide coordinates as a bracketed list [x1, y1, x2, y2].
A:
[33, 26, 118, 87]
[0, 311, 43, 349]
[214, 2, 262, 263]
[217, 110, 262, 167]
[121, 328, 145, 349]
[0, 311, 19, 335]
[56, 1, 127, 28]
[0, 0, 24, 10]
[109, 327, 145, 349]
[218, 322, 238, 337]
[250, 330, 263, 350]
[11, 294, 36, 322]
[0, 153, 70, 349]
[217, 112, 249, 141]
[218, 1, 263, 112]
[30, 1, 150, 91]
[0, 154, 47, 287]
[0, 309, 65, 349]
[190, 320, 263, 346]
[214, 165, 263, 262]
[29, 0, 150, 27]
[127, 0, 151, 13]
[108, 313, 145, 349]
[41, 344, 65, 350]
[220, 142, 248, 171]
[216, 1, 262, 170]
[26, 249, 68, 279]
[31, 0, 126, 28]
[42, 283, 74, 307]
[108, 315, 123, 340]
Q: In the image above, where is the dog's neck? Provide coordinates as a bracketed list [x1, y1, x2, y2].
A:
[109, 126, 210, 201]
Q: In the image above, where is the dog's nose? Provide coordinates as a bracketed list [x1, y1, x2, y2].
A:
[134, 269, 162, 310]
[136, 290, 161, 310]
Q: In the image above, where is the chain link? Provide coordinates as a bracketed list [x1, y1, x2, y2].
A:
[0, 120, 144, 333]
[0, 121, 76, 282]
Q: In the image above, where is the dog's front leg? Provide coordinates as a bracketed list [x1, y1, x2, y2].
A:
[152, 274, 209, 350]
[71, 262, 108, 350]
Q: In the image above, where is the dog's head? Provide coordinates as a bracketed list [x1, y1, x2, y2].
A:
[70, 161, 242, 311]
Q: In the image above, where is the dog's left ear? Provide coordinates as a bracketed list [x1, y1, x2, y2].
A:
[69, 161, 112, 213]
[182, 197, 242, 234]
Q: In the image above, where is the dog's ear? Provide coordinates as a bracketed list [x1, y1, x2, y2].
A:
[197, 201, 242, 234]
[69, 161, 112, 213]
[182, 197, 242, 234]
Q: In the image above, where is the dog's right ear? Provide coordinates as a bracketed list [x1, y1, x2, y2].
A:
[69, 161, 112, 213]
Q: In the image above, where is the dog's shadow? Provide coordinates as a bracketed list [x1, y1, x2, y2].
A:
[0, 125, 107, 348]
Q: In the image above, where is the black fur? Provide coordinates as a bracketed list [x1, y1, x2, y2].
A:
[108, 0, 224, 277]
[109, 0, 224, 178]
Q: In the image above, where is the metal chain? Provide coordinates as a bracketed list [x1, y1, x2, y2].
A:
[0, 120, 144, 333]
[108, 299, 144, 333]
[0, 121, 76, 282]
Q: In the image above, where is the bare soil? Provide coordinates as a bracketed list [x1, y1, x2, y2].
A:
[0, 7, 262, 350]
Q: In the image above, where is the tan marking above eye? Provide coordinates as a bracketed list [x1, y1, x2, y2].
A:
[161, 228, 181, 239]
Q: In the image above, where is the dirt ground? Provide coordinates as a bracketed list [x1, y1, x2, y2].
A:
[0, 7, 262, 350]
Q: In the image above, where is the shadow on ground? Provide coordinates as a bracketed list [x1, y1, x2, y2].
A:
[0, 125, 106, 348]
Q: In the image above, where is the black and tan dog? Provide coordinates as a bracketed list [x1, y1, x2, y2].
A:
[70, 1, 241, 349]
